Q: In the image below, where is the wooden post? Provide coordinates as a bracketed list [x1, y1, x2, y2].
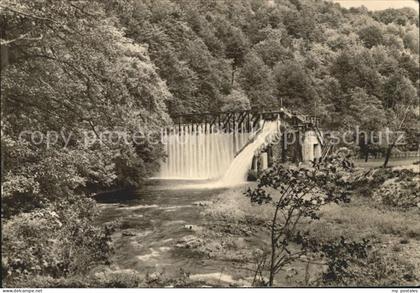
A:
[296, 127, 303, 163]
[267, 145, 273, 167]
[281, 132, 287, 163]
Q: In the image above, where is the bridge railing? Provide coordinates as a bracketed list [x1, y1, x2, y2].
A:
[173, 108, 319, 125]
[171, 108, 321, 133]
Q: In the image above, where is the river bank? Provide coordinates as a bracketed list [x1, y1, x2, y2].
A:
[93, 163, 419, 287]
[94, 185, 240, 286]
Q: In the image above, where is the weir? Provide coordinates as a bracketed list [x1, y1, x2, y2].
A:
[159, 123, 255, 179]
[158, 108, 323, 184]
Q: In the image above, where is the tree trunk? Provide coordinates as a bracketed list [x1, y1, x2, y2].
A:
[269, 206, 279, 287]
[1, 44, 9, 69]
[383, 107, 411, 168]
[1, 20, 9, 69]
[231, 63, 236, 88]
[383, 143, 395, 168]
[281, 132, 287, 163]
[296, 130, 303, 164]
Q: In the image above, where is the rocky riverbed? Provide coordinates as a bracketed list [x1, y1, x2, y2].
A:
[95, 185, 255, 286]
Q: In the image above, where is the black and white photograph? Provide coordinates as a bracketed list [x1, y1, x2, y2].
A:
[1, 0, 419, 290]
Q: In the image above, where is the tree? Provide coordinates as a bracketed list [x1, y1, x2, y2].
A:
[282, 5, 323, 43]
[382, 105, 418, 167]
[331, 47, 383, 98]
[373, 8, 409, 25]
[215, 21, 249, 86]
[380, 67, 418, 167]
[403, 28, 419, 54]
[339, 88, 387, 161]
[220, 89, 250, 112]
[373, 8, 419, 26]
[240, 51, 277, 110]
[1, 0, 171, 194]
[382, 70, 417, 109]
[117, 0, 232, 114]
[1, 0, 171, 284]
[273, 60, 317, 113]
[254, 28, 292, 67]
[357, 25, 384, 48]
[245, 156, 354, 286]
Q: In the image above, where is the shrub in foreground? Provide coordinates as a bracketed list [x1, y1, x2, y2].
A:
[2, 195, 115, 287]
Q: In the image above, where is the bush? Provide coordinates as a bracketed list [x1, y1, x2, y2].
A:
[351, 167, 418, 201]
[320, 249, 418, 286]
[368, 168, 420, 208]
[2, 195, 115, 287]
[16, 270, 143, 288]
[244, 155, 354, 286]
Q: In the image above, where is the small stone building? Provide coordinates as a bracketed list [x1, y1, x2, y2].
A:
[302, 130, 322, 162]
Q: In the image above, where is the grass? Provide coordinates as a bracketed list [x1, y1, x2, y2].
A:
[204, 183, 420, 242]
[205, 186, 420, 245]
[200, 170, 420, 286]
[307, 197, 420, 242]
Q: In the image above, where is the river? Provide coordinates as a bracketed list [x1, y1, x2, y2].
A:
[95, 181, 243, 284]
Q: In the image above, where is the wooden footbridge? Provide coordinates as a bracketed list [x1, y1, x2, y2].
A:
[172, 107, 320, 133]
[169, 107, 327, 164]
[161, 108, 327, 179]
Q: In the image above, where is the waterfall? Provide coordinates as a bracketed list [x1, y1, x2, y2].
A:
[159, 123, 252, 180]
[156, 120, 280, 189]
[220, 120, 280, 186]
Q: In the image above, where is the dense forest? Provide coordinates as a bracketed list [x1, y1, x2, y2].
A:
[1, 0, 419, 286]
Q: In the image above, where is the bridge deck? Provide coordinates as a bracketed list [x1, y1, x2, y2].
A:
[172, 108, 320, 131]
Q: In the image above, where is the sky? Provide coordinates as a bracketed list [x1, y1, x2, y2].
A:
[331, 0, 419, 12]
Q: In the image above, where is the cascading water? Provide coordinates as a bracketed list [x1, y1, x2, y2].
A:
[157, 120, 280, 189]
[220, 120, 279, 186]
[160, 123, 252, 180]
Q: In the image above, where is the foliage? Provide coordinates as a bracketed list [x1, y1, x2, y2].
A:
[320, 247, 417, 286]
[319, 237, 369, 285]
[2, 195, 116, 287]
[1, 0, 170, 285]
[111, 0, 418, 128]
[220, 89, 250, 112]
[245, 155, 354, 286]
[372, 171, 420, 208]
[204, 184, 420, 287]
[1, 0, 419, 287]
[1, 0, 172, 214]
[11, 270, 143, 288]
[358, 25, 384, 48]
[240, 51, 277, 110]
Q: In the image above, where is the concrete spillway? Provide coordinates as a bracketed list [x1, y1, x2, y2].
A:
[220, 120, 279, 186]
